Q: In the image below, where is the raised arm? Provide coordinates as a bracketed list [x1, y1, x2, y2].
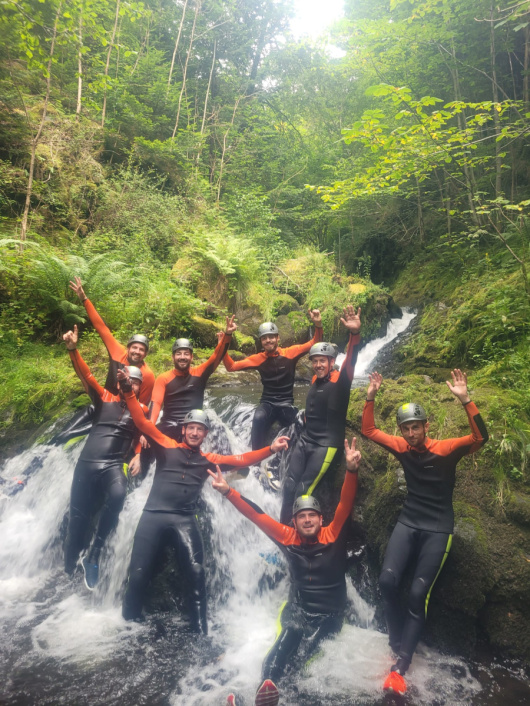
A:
[281, 309, 324, 360]
[69, 276, 125, 361]
[441, 370, 488, 455]
[208, 466, 297, 545]
[361, 375, 409, 454]
[205, 435, 289, 472]
[222, 351, 267, 372]
[68, 349, 105, 399]
[192, 316, 236, 379]
[149, 371, 171, 423]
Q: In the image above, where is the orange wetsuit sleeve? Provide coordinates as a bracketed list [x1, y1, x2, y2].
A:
[430, 402, 488, 456]
[139, 364, 155, 405]
[69, 349, 105, 399]
[83, 299, 126, 361]
[149, 371, 173, 423]
[205, 445, 273, 472]
[123, 390, 178, 448]
[361, 400, 409, 454]
[322, 470, 358, 542]
[192, 333, 233, 379]
[281, 326, 324, 361]
[222, 351, 267, 372]
[225, 487, 298, 545]
[338, 332, 361, 384]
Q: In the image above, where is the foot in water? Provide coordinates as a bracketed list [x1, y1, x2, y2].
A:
[81, 557, 99, 590]
[383, 670, 407, 696]
[255, 679, 279, 706]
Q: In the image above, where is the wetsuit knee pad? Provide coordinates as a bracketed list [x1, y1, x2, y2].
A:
[408, 577, 429, 616]
[379, 568, 399, 596]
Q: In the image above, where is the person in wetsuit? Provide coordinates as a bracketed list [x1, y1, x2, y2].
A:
[209, 437, 361, 706]
[63, 326, 149, 590]
[362, 369, 488, 695]
[127, 316, 237, 476]
[117, 368, 289, 632]
[279, 304, 361, 525]
[69, 276, 155, 405]
[221, 310, 323, 451]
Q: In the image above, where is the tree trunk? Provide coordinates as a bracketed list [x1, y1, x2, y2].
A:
[166, 0, 189, 98]
[76, 6, 83, 120]
[172, 0, 200, 139]
[216, 95, 242, 202]
[524, 25, 530, 106]
[201, 39, 216, 134]
[20, 1, 63, 247]
[490, 3, 502, 199]
[416, 177, 425, 243]
[101, 0, 121, 128]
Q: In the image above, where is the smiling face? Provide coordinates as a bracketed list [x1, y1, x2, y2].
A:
[260, 333, 280, 353]
[172, 348, 193, 372]
[311, 354, 334, 379]
[399, 420, 429, 448]
[183, 422, 208, 448]
[127, 342, 148, 365]
[293, 509, 323, 540]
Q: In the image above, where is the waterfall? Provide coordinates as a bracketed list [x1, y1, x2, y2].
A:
[0, 313, 522, 705]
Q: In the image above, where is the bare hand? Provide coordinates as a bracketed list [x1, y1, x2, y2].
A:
[225, 314, 237, 335]
[446, 368, 470, 404]
[129, 454, 142, 477]
[69, 276, 86, 301]
[340, 305, 361, 335]
[216, 330, 225, 343]
[116, 367, 132, 392]
[344, 437, 361, 472]
[308, 309, 322, 327]
[207, 465, 230, 495]
[63, 324, 78, 351]
[271, 435, 290, 454]
[139, 434, 150, 450]
[366, 371, 383, 400]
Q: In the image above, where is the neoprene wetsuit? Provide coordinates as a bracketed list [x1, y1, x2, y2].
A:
[224, 469, 358, 682]
[82, 298, 155, 405]
[361, 399, 488, 672]
[222, 327, 323, 450]
[121, 390, 275, 632]
[64, 350, 148, 574]
[146, 332, 232, 442]
[280, 332, 360, 524]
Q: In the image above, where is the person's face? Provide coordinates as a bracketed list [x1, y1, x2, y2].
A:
[173, 348, 193, 371]
[293, 509, 323, 540]
[311, 355, 334, 379]
[183, 422, 208, 448]
[127, 343, 148, 365]
[118, 378, 141, 398]
[399, 420, 429, 448]
[260, 334, 279, 353]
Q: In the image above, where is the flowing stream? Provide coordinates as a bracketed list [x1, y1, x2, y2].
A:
[1, 310, 529, 705]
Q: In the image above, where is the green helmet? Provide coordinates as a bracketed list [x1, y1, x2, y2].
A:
[258, 322, 279, 338]
[127, 334, 149, 352]
[292, 494, 322, 517]
[309, 342, 335, 359]
[396, 402, 428, 426]
[183, 409, 210, 430]
[126, 366, 143, 383]
[172, 338, 194, 353]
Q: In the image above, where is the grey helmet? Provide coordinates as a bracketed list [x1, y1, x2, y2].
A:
[127, 334, 149, 352]
[396, 402, 428, 426]
[126, 366, 143, 383]
[172, 338, 194, 353]
[309, 342, 336, 359]
[258, 322, 279, 339]
[292, 494, 322, 517]
[183, 409, 210, 430]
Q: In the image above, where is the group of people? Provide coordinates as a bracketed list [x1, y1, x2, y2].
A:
[59, 277, 488, 705]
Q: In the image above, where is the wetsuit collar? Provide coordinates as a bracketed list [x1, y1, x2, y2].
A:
[407, 437, 434, 453]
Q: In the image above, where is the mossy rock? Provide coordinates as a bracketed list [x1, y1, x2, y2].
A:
[276, 312, 310, 346]
[505, 491, 530, 527]
[190, 315, 222, 347]
[272, 293, 302, 316]
[232, 332, 256, 355]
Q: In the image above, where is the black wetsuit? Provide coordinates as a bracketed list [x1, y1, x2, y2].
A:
[362, 399, 488, 672]
[121, 390, 274, 631]
[64, 350, 148, 573]
[224, 469, 358, 682]
[280, 332, 360, 524]
[222, 329, 323, 450]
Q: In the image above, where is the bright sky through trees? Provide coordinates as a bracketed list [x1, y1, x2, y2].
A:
[290, 0, 344, 39]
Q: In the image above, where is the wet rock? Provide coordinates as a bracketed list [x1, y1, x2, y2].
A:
[505, 492, 530, 527]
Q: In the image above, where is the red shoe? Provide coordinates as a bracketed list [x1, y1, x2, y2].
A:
[226, 695, 237, 706]
[383, 671, 407, 696]
[255, 679, 279, 706]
